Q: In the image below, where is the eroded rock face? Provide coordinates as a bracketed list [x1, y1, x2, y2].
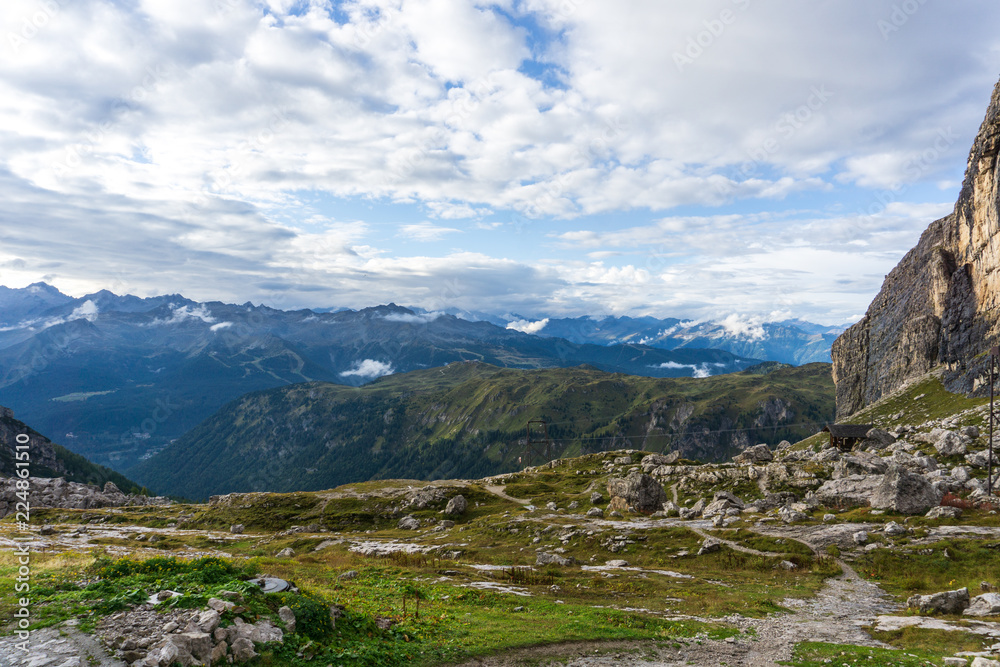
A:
[907, 587, 970, 615]
[833, 76, 1000, 417]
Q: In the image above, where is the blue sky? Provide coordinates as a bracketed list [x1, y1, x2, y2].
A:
[1, 0, 999, 326]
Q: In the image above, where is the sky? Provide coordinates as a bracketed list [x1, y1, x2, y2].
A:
[0, 0, 999, 326]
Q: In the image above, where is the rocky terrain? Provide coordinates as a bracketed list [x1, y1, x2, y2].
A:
[833, 76, 1000, 418]
[0, 367, 998, 666]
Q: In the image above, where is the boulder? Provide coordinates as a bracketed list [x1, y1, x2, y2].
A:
[734, 443, 773, 464]
[815, 475, 883, 508]
[278, 605, 296, 633]
[870, 465, 942, 514]
[397, 515, 420, 530]
[970, 658, 1000, 667]
[661, 500, 680, 516]
[961, 425, 980, 439]
[907, 587, 970, 614]
[697, 538, 721, 556]
[641, 452, 680, 471]
[606, 472, 668, 513]
[853, 530, 868, 545]
[964, 592, 1000, 617]
[586, 507, 604, 518]
[883, 521, 906, 536]
[275, 547, 295, 558]
[231, 637, 257, 662]
[197, 610, 220, 634]
[926, 506, 962, 520]
[590, 492, 603, 504]
[935, 431, 969, 457]
[536, 552, 573, 566]
[863, 428, 896, 449]
[230, 524, 244, 534]
[444, 495, 467, 516]
[605, 559, 629, 568]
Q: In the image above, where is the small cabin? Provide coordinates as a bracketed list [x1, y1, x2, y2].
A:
[822, 424, 874, 452]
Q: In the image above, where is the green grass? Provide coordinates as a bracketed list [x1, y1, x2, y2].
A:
[787, 641, 955, 667]
[871, 626, 991, 654]
[854, 538, 1000, 600]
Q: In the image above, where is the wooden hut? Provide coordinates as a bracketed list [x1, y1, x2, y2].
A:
[822, 424, 873, 451]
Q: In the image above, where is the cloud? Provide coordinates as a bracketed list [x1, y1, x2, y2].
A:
[382, 311, 443, 324]
[68, 300, 99, 322]
[398, 222, 462, 242]
[506, 318, 549, 334]
[339, 359, 395, 379]
[652, 361, 720, 378]
[151, 304, 216, 326]
[210, 321, 234, 331]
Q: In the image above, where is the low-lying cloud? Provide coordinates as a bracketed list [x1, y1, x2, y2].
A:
[340, 359, 395, 380]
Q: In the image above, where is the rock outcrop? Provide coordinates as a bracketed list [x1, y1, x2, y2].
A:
[606, 472, 668, 513]
[833, 77, 1000, 417]
[0, 476, 169, 518]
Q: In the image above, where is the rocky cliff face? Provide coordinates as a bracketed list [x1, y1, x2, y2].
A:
[833, 77, 1000, 417]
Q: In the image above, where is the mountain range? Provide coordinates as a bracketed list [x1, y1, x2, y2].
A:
[128, 360, 835, 500]
[0, 283, 779, 472]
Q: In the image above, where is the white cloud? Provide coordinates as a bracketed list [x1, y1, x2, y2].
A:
[339, 358, 395, 379]
[151, 304, 216, 326]
[382, 311, 443, 324]
[210, 321, 234, 331]
[506, 318, 549, 334]
[399, 222, 462, 242]
[68, 300, 99, 322]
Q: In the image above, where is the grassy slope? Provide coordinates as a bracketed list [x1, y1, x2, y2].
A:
[129, 361, 834, 500]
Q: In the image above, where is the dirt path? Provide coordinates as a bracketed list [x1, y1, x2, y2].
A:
[483, 484, 531, 505]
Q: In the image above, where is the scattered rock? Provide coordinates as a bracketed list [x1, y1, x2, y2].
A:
[39, 524, 55, 535]
[734, 443, 773, 464]
[278, 606, 296, 633]
[586, 507, 604, 518]
[606, 472, 668, 513]
[231, 636, 257, 662]
[935, 430, 969, 456]
[870, 464, 943, 514]
[883, 521, 906, 536]
[397, 515, 420, 531]
[590, 492, 603, 504]
[275, 547, 295, 558]
[852, 531, 868, 545]
[943, 658, 968, 667]
[230, 524, 244, 534]
[697, 538, 721, 556]
[964, 592, 1000, 617]
[864, 427, 896, 449]
[545, 501, 558, 511]
[605, 559, 629, 568]
[926, 506, 963, 520]
[444, 495, 467, 516]
[907, 587, 970, 615]
[536, 552, 574, 567]
[338, 570, 359, 580]
[777, 560, 798, 570]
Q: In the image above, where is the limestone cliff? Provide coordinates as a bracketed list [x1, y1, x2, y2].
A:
[833, 76, 1000, 417]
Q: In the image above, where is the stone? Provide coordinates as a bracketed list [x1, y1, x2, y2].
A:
[883, 521, 906, 536]
[397, 515, 420, 530]
[213, 628, 227, 642]
[907, 587, 970, 615]
[640, 451, 679, 471]
[536, 552, 573, 566]
[734, 443, 773, 464]
[590, 492, 603, 504]
[278, 606, 296, 633]
[943, 659, 968, 667]
[964, 592, 1000, 616]
[375, 616, 396, 630]
[926, 505, 963, 520]
[864, 428, 896, 449]
[697, 538, 721, 556]
[778, 507, 808, 524]
[163, 621, 179, 633]
[197, 610, 220, 634]
[586, 507, 604, 518]
[661, 500, 679, 516]
[935, 430, 969, 456]
[211, 641, 228, 664]
[339, 570, 359, 580]
[275, 547, 295, 558]
[971, 658, 1000, 667]
[605, 559, 629, 567]
[678, 507, 698, 520]
[962, 425, 980, 439]
[822, 513, 836, 522]
[870, 464, 943, 514]
[180, 632, 213, 662]
[231, 637, 257, 662]
[207, 598, 235, 613]
[815, 475, 883, 508]
[606, 472, 668, 513]
[777, 560, 798, 570]
[545, 501, 558, 511]
[444, 495, 467, 516]
[39, 524, 55, 535]
[609, 510, 623, 518]
[230, 524, 244, 534]
[853, 530, 868, 545]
